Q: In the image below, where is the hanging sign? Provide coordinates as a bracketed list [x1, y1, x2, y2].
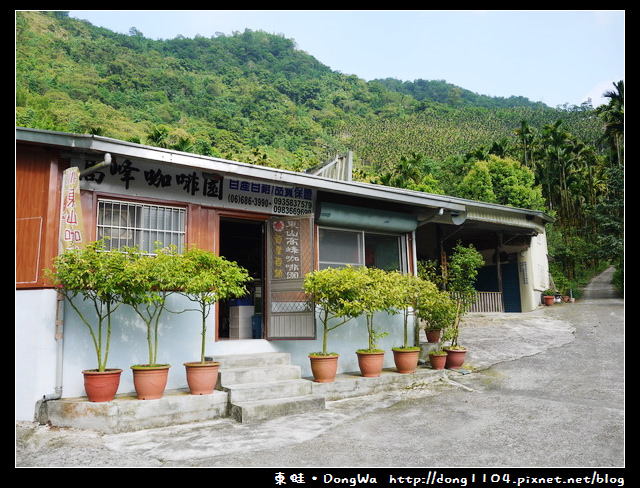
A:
[59, 166, 85, 251]
[266, 216, 315, 339]
[270, 218, 304, 281]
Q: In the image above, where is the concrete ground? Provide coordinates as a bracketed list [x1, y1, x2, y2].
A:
[16, 267, 623, 468]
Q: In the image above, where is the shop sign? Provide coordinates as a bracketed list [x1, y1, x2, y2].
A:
[77, 157, 315, 216]
[59, 166, 85, 251]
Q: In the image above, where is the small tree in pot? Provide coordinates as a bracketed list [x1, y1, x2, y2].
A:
[303, 266, 364, 382]
[388, 271, 424, 374]
[442, 242, 484, 369]
[46, 240, 128, 402]
[414, 280, 457, 344]
[178, 246, 251, 394]
[120, 244, 184, 399]
[354, 266, 399, 377]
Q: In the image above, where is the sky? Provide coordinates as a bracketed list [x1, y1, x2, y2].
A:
[66, 10, 624, 108]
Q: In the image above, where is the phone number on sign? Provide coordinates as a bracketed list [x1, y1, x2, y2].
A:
[226, 194, 313, 215]
[227, 194, 270, 208]
[273, 196, 313, 215]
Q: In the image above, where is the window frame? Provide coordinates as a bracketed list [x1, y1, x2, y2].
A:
[317, 225, 409, 272]
[96, 197, 187, 254]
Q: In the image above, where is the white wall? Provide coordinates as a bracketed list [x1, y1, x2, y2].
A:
[15, 289, 59, 421]
[15, 289, 412, 421]
[277, 312, 412, 378]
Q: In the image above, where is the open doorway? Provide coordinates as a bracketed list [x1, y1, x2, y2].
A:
[218, 218, 265, 339]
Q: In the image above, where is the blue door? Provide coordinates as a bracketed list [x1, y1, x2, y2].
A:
[476, 263, 522, 312]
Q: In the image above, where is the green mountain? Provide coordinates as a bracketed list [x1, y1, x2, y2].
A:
[16, 11, 601, 174]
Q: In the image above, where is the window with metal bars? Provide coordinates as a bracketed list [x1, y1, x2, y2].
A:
[97, 199, 186, 254]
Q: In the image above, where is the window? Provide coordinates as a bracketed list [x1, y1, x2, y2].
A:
[318, 227, 406, 271]
[97, 199, 186, 254]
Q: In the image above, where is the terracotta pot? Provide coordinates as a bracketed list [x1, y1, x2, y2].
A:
[356, 351, 385, 377]
[392, 349, 420, 374]
[426, 329, 442, 343]
[82, 369, 122, 402]
[131, 364, 170, 400]
[543, 296, 555, 306]
[443, 348, 467, 369]
[184, 361, 220, 395]
[428, 353, 447, 370]
[309, 354, 339, 383]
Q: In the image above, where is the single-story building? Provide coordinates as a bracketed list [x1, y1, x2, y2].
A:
[16, 127, 554, 421]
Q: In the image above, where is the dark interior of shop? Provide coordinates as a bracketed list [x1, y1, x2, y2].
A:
[219, 218, 265, 339]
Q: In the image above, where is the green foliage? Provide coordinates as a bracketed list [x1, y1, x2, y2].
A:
[303, 266, 369, 356]
[457, 155, 545, 210]
[445, 243, 485, 348]
[16, 11, 601, 173]
[46, 240, 129, 371]
[178, 247, 252, 363]
[415, 281, 457, 332]
[386, 271, 424, 349]
[305, 266, 405, 354]
[118, 244, 186, 367]
[351, 267, 401, 352]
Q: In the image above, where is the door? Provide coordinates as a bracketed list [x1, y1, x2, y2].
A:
[501, 262, 522, 313]
[265, 215, 315, 339]
[219, 218, 265, 339]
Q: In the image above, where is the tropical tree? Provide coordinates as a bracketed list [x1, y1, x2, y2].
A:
[596, 80, 624, 167]
[514, 119, 537, 169]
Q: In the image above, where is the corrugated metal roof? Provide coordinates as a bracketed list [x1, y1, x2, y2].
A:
[16, 127, 553, 230]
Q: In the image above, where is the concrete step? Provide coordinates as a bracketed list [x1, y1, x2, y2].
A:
[216, 352, 327, 423]
[223, 378, 313, 403]
[213, 352, 292, 369]
[40, 389, 229, 434]
[230, 394, 326, 423]
[218, 364, 302, 386]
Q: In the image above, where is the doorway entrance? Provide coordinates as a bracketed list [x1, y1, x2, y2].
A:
[218, 218, 265, 339]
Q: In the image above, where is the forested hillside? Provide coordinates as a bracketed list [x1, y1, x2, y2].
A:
[15, 11, 624, 294]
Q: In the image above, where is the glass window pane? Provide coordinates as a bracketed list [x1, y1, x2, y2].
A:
[365, 234, 401, 271]
[318, 228, 362, 268]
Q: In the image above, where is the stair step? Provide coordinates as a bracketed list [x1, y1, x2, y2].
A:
[213, 352, 328, 422]
[214, 352, 292, 369]
[218, 364, 302, 386]
[230, 395, 326, 423]
[223, 378, 313, 403]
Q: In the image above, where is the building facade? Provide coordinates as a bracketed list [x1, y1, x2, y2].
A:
[16, 128, 553, 420]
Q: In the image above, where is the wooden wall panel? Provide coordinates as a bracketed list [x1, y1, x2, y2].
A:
[16, 144, 62, 288]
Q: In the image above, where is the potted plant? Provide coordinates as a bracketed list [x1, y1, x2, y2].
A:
[354, 267, 397, 378]
[120, 244, 183, 400]
[542, 289, 556, 306]
[428, 348, 448, 370]
[414, 279, 457, 345]
[178, 246, 251, 394]
[46, 240, 127, 402]
[442, 242, 484, 369]
[389, 272, 423, 374]
[303, 266, 364, 382]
